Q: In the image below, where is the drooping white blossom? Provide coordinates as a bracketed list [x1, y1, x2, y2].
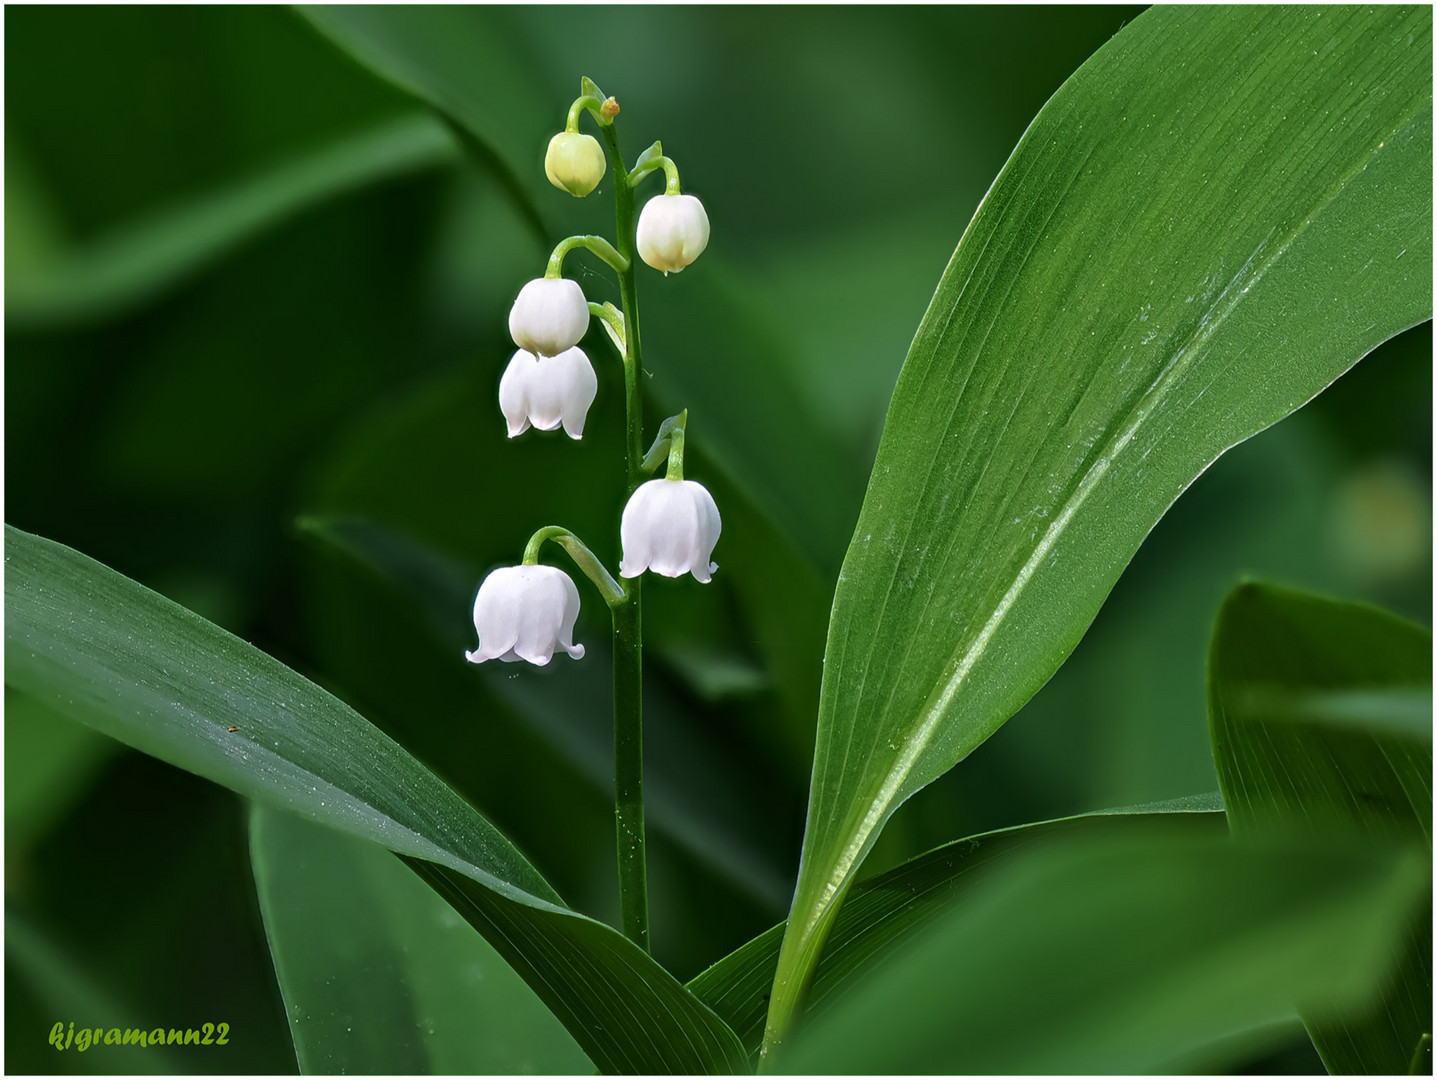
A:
[499, 347, 598, 439]
[465, 565, 585, 666]
[619, 479, 721, 583]
[635, 194, 710, 274]
[545, 132, 607, 197]
[509, 277, 590, 357]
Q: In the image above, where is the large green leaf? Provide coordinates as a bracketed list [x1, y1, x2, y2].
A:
[687, 794, 1224, 1058]
[6, 114, 457, 331]
[1209, 582, 1432, 1074]
[777, 823, 1426, 1074]
[249, 804, 591, 1074]
[3, 525, 747, 1074]
[770, 4, 1434, 1042]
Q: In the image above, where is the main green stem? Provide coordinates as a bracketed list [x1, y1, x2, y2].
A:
[603, 119, 650, 953]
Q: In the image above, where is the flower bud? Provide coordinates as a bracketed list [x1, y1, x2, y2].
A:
[545, 132, 607, 197]
[509, 277, 590, 357]
[636, 194, 710, 274]
[465, 565, 585, 666]
[498, 346, 598, 440]
[619, 478, 721, 582]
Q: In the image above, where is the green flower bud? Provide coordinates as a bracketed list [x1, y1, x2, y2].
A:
[545, 132, 607, 197]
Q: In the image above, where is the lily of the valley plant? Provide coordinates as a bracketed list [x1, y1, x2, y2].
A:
[8, 12, 1428, 1076]
[465, 77, 716, 951]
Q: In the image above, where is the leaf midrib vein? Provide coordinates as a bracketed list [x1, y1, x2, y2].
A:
[820, 93, 1428, 914]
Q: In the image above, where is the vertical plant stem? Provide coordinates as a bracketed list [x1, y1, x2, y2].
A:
[611, 593, 646, 949]
[603, 119, 650, 953]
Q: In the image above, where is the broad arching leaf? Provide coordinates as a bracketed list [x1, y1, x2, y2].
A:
[4, 525, 747, 1074]
[769, 4, 1433, 1048]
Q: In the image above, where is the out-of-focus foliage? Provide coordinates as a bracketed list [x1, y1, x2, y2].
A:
[779, 825, 1427, 1075]
[1209, 583, 1432, 1074]
[5, 6, 1429, 1076]
[688, 795, 1225, 1058]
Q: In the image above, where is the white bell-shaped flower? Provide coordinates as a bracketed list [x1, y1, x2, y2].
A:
[499, 346, 598, 439]
[636, 194, 710, 274]
[465, 565, 585, 666]
[508, 277, 590, 357]
[619, 479, 721, 582]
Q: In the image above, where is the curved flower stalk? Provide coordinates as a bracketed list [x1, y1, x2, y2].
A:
[476, 76, 719, 954]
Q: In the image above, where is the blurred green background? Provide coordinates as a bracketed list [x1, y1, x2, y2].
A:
[5, 6, 1430, 1074]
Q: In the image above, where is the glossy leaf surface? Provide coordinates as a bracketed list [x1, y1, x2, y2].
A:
[774, 4, 1433, 1034]
[3, 525, 746, 1074]
[1209, 582, 1433, 1074]
[249, 804, 592, 1074]
[780, 823, 1427, 1074]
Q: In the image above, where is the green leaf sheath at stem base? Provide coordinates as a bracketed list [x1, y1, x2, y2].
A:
[603, 114, 651, 952]
[763, 5, 1432, 1060]
[759, 901, 843, 1068]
